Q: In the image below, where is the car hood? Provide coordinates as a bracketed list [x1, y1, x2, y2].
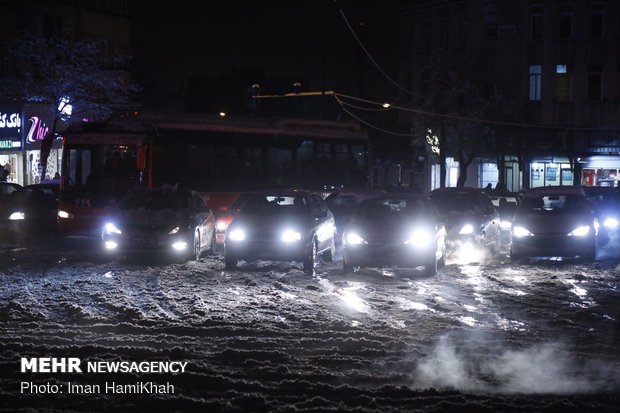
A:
[514, 213, 592, 235]
[441, 211, 485, 231]
[112, 209, 191, 229]
[232, 214, 312, 232]
[346, 218, 432, 243]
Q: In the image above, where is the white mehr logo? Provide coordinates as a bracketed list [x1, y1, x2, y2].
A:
[21, 357, 82, 373]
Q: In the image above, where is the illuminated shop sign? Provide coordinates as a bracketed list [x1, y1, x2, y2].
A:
[0, 111, 22, 142]
[26, 116, 50, 144]
[0, 112, 21, 129]
[0, 140, 21, 149]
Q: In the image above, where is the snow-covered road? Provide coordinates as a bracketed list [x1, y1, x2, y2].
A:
[1, 241, 619, 412]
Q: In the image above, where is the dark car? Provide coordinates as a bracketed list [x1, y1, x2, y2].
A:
[583, 185, 620, 243]
[224, 190, 336, 273]
[213, 192, 252, 250]
[0, 182, 28, 242]
[428, 187, 500, 254]
[23, 183, 60, 233]
[325, 188, 386, 245]
[342, 194, 447, 275]
[101, 188, 216, 261]
[510, 186, 598, 261]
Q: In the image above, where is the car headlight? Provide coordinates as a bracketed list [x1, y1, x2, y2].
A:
[405, 228, 432, 248]
[228, 229, 246, 241]
[8, 212, 25, 220]
[172, 241, 188, 251]
[281, 230, 301, 243]
[603, 217, 618, 229]
[168, 226, 180, 235]
[346, 232, 367, 245]
[58, 210, 74, 219]
[103, 222, 122, 235]
[500, 220, 512, 230]
[568, 225, 590, 237]
[459, 224, 474, 235]
[216, 221, 228, 231]
[512, 226, 533, 237]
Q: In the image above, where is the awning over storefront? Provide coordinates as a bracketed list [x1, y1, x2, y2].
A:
[579, 156, 620, 169]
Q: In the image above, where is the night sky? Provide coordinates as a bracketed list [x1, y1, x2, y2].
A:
[131, 1, 400, 102]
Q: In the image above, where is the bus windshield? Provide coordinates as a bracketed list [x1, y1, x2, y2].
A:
[64, 143, 141, 191]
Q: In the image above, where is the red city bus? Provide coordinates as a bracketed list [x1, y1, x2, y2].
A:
[58, 114, 370, 239]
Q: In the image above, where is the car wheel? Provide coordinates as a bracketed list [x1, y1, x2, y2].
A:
[224, 255, 237, 269]
[303, 239, 317, 274]
[323, 235, 336, 262]
[193, 230, 201, 261]
[424, 250, 438, 276]
[206, 229, 215, 255]
[342, 256, 354, 274]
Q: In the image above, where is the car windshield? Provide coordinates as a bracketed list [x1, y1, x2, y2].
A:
[241, 195, 309, 216]
[519, 195, 588, 215]
[355, 198, 428, 221]
[326, 194, 361, 212]
[119, 191, 191, 211]
[430, 192, 479, 214]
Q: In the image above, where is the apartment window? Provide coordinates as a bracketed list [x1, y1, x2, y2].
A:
[589, 4, 604, 38]
[587, 73, 602, 100]
[529, 65, 542, 101]
[530, 5, 544, 40]
[555, 65, 571, 102]
[559, 13, 572, 39]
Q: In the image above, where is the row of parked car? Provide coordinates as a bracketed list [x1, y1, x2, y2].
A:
[4, 180, 617, 271]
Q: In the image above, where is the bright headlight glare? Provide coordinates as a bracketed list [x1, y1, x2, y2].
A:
[228, 229, 246, 241]
[513, 226, 533, 237]
[216, 221, 228, 231]
[568, 225, 590, 237]
[172, 241, 188, 251]
[405, 228, 432, 247]
[58, 210, 73, 219]
[500, 220, 512, 230]
[168, 226, 180, 235]
[346, 232, 366, 245]
[281, 230, 301, 243]
[603, 217, 618, 229]
[9, 212, 25, 220]
[104, 241, 118, 250]
[459, 224, 474, 235]
[104, 222, 122, 235]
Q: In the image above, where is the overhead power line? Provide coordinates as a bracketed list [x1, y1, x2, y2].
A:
[335, 2, 421, 99]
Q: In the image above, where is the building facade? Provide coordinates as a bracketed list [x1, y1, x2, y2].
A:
[399, 0, 620, 190]
[0, 0, 131, 185]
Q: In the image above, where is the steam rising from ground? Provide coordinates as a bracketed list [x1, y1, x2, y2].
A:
[413, 335, 617, 394]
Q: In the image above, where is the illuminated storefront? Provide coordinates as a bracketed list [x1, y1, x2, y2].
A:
[23, 104, 64, 184]
[0, 107, 24, 184]
[529, 157, 574, 188]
